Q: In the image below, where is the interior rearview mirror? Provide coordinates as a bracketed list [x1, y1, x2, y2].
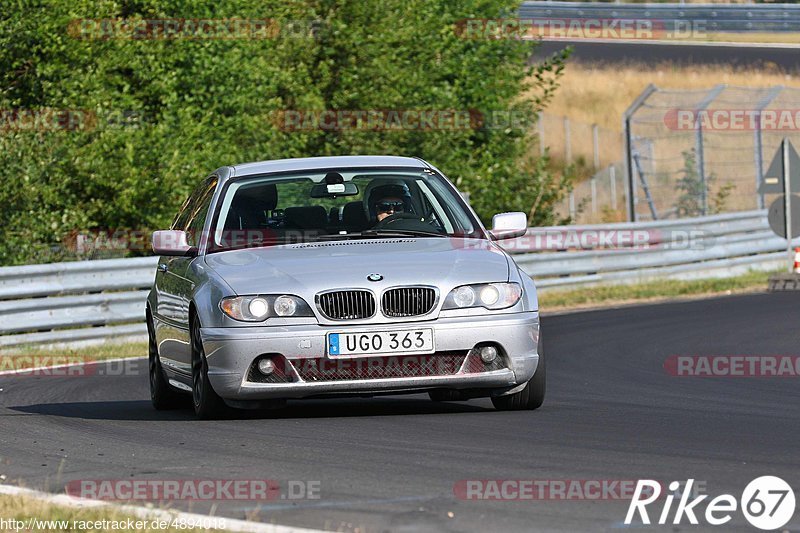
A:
[310, 182, 359, 198]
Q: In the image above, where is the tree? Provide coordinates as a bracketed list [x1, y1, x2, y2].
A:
[0, 0, 569, 264]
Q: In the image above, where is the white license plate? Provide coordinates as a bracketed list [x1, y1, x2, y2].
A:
[327, 329, 434, 357]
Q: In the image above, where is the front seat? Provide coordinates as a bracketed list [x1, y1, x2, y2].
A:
[284, 206, 328, 231]
[221, 183, 278, 247]
[224, 183, 277, 230]
[342, 201, 368, 232]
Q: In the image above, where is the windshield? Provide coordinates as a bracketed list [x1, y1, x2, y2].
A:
[208, 168, 483, 252]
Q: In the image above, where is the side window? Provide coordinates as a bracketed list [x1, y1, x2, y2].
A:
[172, 180, 208, 231]
[171, 193, 196, 231]
[185, 177, 218, 246]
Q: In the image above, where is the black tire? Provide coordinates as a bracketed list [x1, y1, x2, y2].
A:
[492, 335, 545, 411]
[148, 312, 186, 410]
[190, 315, 229, 419]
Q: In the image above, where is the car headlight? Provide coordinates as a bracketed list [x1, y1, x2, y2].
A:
[219, 295, 313, 322]
[442, 283, 522, 310]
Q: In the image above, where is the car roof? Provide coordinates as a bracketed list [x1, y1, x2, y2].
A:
[224, 155, 431, 181]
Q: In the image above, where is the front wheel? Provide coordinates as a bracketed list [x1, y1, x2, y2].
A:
[492, 335, 545, 411]
[191, 315, 229, 419]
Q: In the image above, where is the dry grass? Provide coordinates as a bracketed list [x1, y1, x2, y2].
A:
[532, 63, 800, 222]
[542, 62, 799, 133]
[704, 33, 800, 44]
[538, 269, 772, 313]
[0, 342, 147, 371]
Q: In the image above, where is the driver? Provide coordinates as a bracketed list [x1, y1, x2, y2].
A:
[367, 183, 413, 224]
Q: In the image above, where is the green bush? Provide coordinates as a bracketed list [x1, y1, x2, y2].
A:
[0, 0, 569, 265]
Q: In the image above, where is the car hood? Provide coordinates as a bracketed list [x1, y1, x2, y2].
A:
[204, 237, 510, 295]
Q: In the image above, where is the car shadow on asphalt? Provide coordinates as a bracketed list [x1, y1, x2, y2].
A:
[9, 396, 494, 421]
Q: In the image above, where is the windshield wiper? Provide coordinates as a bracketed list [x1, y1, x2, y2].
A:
[344, 229, 447, 238]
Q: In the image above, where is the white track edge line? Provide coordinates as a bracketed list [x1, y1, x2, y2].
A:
[0, 484, 327, 533]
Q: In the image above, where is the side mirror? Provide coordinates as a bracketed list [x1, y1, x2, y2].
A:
[489, 212, 527, 240]
[152, 230, 197, 256]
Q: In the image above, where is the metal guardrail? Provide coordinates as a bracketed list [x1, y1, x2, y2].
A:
[519, 2, 800, 33]
[0, 257, 157, 348]
[0, 210, 786, 348]
[509, 210, 794, 288]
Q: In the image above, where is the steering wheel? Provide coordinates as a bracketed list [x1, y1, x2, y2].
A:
[372, 212, 421, 230]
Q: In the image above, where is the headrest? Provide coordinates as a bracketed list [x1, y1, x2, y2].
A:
[234, 183, 278, 211]
[342, 201, 368, 229]
[284, 206, 328, 230]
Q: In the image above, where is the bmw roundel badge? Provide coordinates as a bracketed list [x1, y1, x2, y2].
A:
[367, 273, 383, 282]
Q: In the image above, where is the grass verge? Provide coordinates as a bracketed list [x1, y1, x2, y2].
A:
[0, 493, 220, 532]
[702, 32, 800, 45]
[539, 269, 772, 313]
[0, 342, 147, 371]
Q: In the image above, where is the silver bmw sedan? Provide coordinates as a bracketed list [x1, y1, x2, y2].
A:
[147, 155, 543, 418]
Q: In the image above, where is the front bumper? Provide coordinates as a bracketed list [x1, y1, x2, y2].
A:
[200, 312, 540, 400]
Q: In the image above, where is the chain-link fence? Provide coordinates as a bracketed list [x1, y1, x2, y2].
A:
[624, 84, 800, 221]
[537, 112, 622, 170]
[558, 162, 628, 223]
[537, 113, 627, 223]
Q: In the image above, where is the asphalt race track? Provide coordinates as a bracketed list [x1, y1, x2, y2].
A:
[1, 292, 799, 532]
[534, 40, 800, 71]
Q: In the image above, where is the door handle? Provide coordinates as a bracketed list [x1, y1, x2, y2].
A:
[158, 263, 168, 273]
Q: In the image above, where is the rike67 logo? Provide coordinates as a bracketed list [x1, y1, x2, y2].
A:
[625, 477, 795, 530]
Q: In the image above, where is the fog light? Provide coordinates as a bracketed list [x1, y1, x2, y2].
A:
[257, 358, 275, 375]
[480, 346, 498, 364]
